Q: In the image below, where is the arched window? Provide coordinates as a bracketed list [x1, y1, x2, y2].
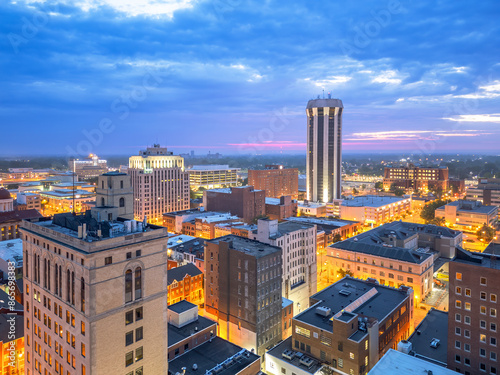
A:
[55, 264, 59, 296]
[125, 270, 133, 303]
[135, 267, 142, 300]
[44, 258, 47, 288]
[71, 271, 75, 305]
[101, 197, 105, 207]
[59, 265, 62, 297]
[67, 270, 71, 302]
[119, 197, 125, 207]
[81, 277, 85, 313]
[47, 260, 51, 291]
[25, 250, 29, 279]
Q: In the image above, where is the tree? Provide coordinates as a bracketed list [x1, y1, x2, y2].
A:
[252, 214, 269, 224]
[477, 224, 495, 243]
[352, 187, 358, 195]
[361, 184, 367, 190]
[420, 199, 450, 224]
[337, 268, 354, 278]
[332, 234, 342, 243]
[374, 181, 383, 190]
[431, 216, 446, 226]
[393, 187, 405, 197]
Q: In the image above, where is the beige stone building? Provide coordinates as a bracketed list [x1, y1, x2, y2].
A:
[129, 144, 190, 224]
[22, 212, 169, 375]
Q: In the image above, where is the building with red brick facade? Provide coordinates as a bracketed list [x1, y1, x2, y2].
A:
[248, 165, 298, 200]
[203, 186, 265, 223]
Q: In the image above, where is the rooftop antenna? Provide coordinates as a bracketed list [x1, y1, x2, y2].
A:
[322, 89, 325, 98]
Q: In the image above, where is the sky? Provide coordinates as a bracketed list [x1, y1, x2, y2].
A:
[1, 0, 500, 158]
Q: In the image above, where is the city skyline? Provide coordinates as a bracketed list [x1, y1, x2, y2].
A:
[1, 1, 500, 156]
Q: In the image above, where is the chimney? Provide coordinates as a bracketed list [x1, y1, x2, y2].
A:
[77, 225, 83, 239]
[82, 223, 87, 239]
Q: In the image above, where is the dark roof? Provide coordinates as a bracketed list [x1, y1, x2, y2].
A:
[168, 300, 197, 314]
[168, 315, 216, 347]
[484, 242, 500, 256]
[0, 209, 42, 224]
[408, 309, 448, 365]
[306, 98, 343, 109]
[101, 171, 127, 176]
[168, 336, 260, 375]
[208, 235, 281, 259]
[332, 240, 431, 264]
[294, 277, 410, 331]
[267, 337, 323, 374]
[452, 247, 500, 270]
[168, 263, 202, 285]
[0, 188, 11, 200]
[169, 238, 206, 256]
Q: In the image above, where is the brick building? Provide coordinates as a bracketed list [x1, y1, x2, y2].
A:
[383, 163, 449, 192]
[248, 165, 299, 200]
[167, 263, 204, 306]
[265, 196, 297, 221]
[448, 247, 500, 375]
[203, 186, 265, 223]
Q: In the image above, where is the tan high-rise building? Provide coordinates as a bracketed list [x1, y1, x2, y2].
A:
[306, 97, 343, 203]
[22, 212, 169, 375]
[129, 144, 190, 224]
[248, 165, 299, 200]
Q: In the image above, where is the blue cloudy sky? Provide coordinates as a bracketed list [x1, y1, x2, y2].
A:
[1, 0, 499, 157]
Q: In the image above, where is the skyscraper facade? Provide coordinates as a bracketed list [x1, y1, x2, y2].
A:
[306, 97, 343, 203]
[129, 144, 190, 223]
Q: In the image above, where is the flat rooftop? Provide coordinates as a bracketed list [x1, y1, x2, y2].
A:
[295, 277, 409, 331]
[0, 238, 23, 266]
[167, 235, 196, 248]
[267, 337, 323, 374]
[342, 195, 409, 208]
[168, 336, 260, 375]
[207, 235, 281, 259]
[368, 349, 458, 375]
[285, 216, 359, 228]
[436, 200, 498, 214]
[267, 221, 315, 239]
[408, 309, 448, 365]
[169, 238, 206, 256]
[484, 242, 500, 256]
[452, 247, 500, 270]
[187, 165, 239, 171]
[168, 316, 216, 347]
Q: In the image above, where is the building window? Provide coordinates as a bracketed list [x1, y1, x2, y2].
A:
[105, 257, 112, 265]
[125, 351, 134, 367]
[81, 278, 85, 313]
[492, 294, 497, 303]
[136, 327, 143, 341]
[125, 311, 133, 325]
[456, 272, 462, 281]
[481, 334, 487, 343]
[135, 347, 143, 362]
[120, 198, 125, 207]
[456, 300, 462, 309]
[135, 268, 142, 299]
[465, 302, 471, 311]
[126, 331, 133, 346]
[480, 277, 487, 286]
[125, 270, 133, 303]
[492, 308, 497, 317]
[481, 292, 487, 300]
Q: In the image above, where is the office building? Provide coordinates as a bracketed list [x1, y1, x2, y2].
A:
[327, 221, 462, 302]
[203, 186, 265, 223]
[265, 277, 414, 375]
[252, 219, 317, 313]
[22, 212, 170, 375]
[248, 165, 299, 200]
[306, 97, 343, 203]
[265, 196, 297, 221]
[69, 154, 108, 179]
[297, 201, 327, 217]
[167, 301, 261, 374]
[187, 164, 240, 190]
[340, 195, 412, 225]
[129, 144, 190, 224]
[16, 192, 42, 211]
[383, 164, 449, 192]
[467, 178, 500, 213]
[448, 247, 500, 375]
[204, 235, 282, 356]
[435, 200, 498, 231]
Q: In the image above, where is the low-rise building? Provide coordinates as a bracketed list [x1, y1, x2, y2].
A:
[0, 187, 42, 241]
[167, 237, 206, 272]
[297, 201, 326, 217]
[248, 165, 299, 200]
[368, 349, 458, 375]
[383, 163, 449, 192]
[187, 164, 240, 190]
[406, 308, 448, 367]
[167, 301, 261, 375]
[163, 209, 226, 234]
[167, 263, 204, 306]
[16, 192, 42, 211]
[435, 199, 498, 231]
[265, 277, 414, 375]
[0, 238, 23, 280]
[40, 189, 95, 213]
[327, 221, 462, 303]
[466, 177, 500, 214]
[340, 195, 412, 225]
[265, 196, 298, 221]
[282, 297, 293, 341]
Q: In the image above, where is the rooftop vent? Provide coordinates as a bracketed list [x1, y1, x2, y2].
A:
[315, 306, 332, 317]
[300, 356, 315, 368]
[430, 338, 440, 348]
[339, 290, 351, 297]
[282, 349, 295, 360]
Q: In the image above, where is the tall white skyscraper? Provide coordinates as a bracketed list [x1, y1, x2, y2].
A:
[306, 97, 343, 202]
[129, 144, 190, 223]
